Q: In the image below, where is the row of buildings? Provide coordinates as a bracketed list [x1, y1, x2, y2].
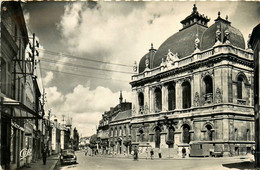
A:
[96, 4, 257, 158]
[0, 2, 79, 169]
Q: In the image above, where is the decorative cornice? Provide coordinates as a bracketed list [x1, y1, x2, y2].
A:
[131, 53, 253, 87]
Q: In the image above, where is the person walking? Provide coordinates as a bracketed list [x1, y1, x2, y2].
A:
[42, 145, 47, 165]
[158, 148, 162, 159]
[182, 147, 186, 158]
[150, 149, 154, 160]
[85, 148, 88, 156]
[133, 146, 138, 160]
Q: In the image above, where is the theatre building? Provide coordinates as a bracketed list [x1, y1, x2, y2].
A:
[130, 5, 254, 157]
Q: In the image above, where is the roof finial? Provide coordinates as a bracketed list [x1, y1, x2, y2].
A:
[193, 4, 197, 13]
[151, 43, 153, 49]
[119, 90, 123, 104]
[218, 11, 221, 18]
[226, 15, 228, 21]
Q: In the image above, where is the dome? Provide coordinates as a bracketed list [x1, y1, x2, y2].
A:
[138, 4, 210, 72]
[201, 14, 245, 50]
[153, 24, 207, 68]
[138, 44, 157, 73]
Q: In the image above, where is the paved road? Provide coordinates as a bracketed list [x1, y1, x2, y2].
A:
[56, 151, 253, 170]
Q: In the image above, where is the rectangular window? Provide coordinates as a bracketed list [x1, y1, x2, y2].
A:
[1, 59, 7, 94]
[17, 78, 20, 101]
[21, 84, 24, 103]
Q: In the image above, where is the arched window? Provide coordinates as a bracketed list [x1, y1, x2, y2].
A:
[237, 76, 243, 99]
[154, 88, 162, 112]
[110, 128, 113, 137]
[115, 128, 117, 137]
[138, 92, 144, 114]
[182, 124, 190, 144]
[203, 76, 213, 104]
[139, 129, 144, 142]
[168, 84, 176, 110]
[234, 128, 238, 141]
[155, 127, 161, 148]
[182, 82, 191, 109]
[205, 125, 213, 141]
[247, 129, 250, 141]
[168, 126, 175, 148]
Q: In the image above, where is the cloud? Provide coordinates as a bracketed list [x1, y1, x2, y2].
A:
[45, 86, 65, 108]
[46, 84, 132, 137]
[42, 71, 53, 86]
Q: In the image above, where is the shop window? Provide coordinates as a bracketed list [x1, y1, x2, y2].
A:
[182, 81, 191, 109]
[168, 84, 176, 110]
[154, 88, 162, 112]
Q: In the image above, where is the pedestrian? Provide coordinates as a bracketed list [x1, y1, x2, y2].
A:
[182, 147, 186, 158]
[85, 149, 88, 156]
[133, 146, 138, 160]
[150, 148, 154, 160]
[158, 148, 162, 159]
[42, 145, 47, 165]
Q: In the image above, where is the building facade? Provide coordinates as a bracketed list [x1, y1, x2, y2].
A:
[97, 92, 132, 155]
[249, 23, 260, 167]
[130, 5, 254, 157]
[0, 2, 44, 169]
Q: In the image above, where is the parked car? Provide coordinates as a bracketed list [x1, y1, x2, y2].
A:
[60, 149, 77, 165]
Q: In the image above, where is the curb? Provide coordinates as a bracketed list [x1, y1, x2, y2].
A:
[50, 159, 59, 170]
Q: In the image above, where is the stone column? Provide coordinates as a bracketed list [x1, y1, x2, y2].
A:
[160, 132, 167, 148]
[132, 90, 138, 116]
[162, 85, 168, 111]
[149, 87, 154, 113]
[176, 82, 182, 109]
[174, 131, 181, 147]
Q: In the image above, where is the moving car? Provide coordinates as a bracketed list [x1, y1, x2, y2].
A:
[60, 149, 77, 165]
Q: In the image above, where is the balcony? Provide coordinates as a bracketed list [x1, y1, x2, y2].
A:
[237, 99, 246, 105]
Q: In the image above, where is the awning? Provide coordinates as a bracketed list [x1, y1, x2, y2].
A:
[1, 96, 42, 119]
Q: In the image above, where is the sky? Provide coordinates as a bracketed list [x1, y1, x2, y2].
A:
[23, 1, 260, 137]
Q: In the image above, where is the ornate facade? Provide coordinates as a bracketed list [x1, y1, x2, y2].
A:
[97, 92, 132, 155]
[130, 5, 254, 157]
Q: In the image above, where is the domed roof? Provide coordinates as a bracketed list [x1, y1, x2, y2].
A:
[139, 45, 156, 73]
[201, 14, 245, 50]
[153, 24, 207, 68]
[138, 5, 210, 72]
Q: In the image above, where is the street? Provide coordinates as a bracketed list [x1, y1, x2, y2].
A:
[56, 151, 254, 170]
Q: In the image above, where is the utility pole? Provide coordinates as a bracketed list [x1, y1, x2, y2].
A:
[29, 33, 39, 75]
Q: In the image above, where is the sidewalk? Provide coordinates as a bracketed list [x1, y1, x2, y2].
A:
[19, 155, 59, 170]
[96, 153, 255, 161]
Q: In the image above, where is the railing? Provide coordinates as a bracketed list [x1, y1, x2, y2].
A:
[237, 99, 246, 105]
[131, 45, 253, 82]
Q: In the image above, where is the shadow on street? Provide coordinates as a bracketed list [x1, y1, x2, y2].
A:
[222, 161, 256, 169]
